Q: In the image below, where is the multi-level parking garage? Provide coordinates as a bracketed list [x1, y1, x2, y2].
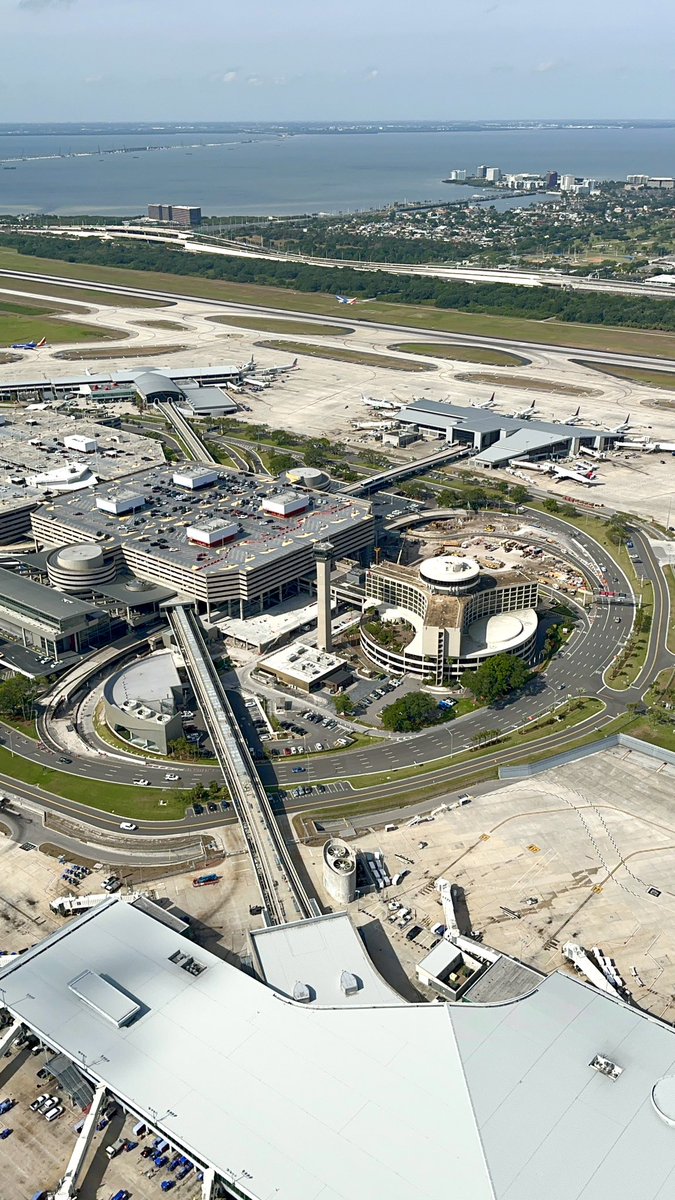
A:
[30, 464, 374, 618]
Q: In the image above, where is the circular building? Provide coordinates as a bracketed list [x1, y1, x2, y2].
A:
[46, 543, 116, 596]
[280, 465, 331, 491]
[323, 838, 357, 905]
[102, 650, 184, 755]
[360, 557, 539, 684]
[419, 554, 481, 595]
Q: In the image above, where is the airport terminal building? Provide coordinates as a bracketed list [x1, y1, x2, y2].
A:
[2, 897, 675, 1200]
[395, 398, 618, 467]
[361, 554, 539, 683]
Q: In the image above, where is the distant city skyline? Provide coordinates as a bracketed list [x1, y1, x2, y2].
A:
[3, 0, 674, 123]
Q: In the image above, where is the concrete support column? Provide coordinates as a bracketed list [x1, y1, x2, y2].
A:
[201, 1166, 217, 1199]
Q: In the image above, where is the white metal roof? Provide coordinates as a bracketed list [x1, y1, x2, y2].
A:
[3, 900, 675, 1200]
[250, 912, 404, 1007]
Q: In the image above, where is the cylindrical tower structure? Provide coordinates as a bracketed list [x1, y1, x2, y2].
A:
[322, 838, 356, 905]
[419, 554, 481, 595]
[46, 543, 116, 596]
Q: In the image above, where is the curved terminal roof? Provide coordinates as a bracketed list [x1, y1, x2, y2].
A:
[2, 900, 675, 1200]
[465, 607, 538, 655]
[133, 371, 185, 399]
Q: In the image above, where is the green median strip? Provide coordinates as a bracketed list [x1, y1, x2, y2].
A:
[0, 744, 188, 821]
[388, 341, 527, 366]
[667, 566, 675, 654]
[606, 582, 654, 689]
[255, 339, 435, 371]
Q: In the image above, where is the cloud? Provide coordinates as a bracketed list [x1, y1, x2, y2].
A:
[221, 70, 239, 84]
[246, 75, 263, 87]
[533, 60, 558, 73]
[365, 68, 379, 80]
[83, 74, 104, 85]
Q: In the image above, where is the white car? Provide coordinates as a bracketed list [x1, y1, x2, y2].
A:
[133, 778, 150, 787]
[164, 773, 180, 781]
[119, 822, 138, 832]
[45, 1104, 63, 1122]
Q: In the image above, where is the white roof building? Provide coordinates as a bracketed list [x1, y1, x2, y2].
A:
[2, 899, 675, 1200]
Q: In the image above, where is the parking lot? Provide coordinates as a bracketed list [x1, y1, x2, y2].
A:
[0, 1034, 205, 1200]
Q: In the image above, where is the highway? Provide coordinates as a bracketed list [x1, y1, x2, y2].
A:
[18, 224, 675, 302]
[3, 266, 675, 375]
[168, 603, 314, 922]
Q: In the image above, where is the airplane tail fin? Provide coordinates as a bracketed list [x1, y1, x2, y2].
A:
[37, 337, 46, 348]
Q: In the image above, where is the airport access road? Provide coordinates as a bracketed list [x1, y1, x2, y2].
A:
[2, 266, 675, 373]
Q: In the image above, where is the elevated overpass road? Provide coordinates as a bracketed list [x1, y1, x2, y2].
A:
[2, 267, 675, 372]
[168, 604, 314, 922]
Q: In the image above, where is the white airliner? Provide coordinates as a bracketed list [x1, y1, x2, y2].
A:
[361, 394, 402, 411]
[472, 391, 497, 409]
[509, 399, 536, 419]
[551, 463, 598, 486]
[609, 413, 632, 433]
[563, 406, 582, 425]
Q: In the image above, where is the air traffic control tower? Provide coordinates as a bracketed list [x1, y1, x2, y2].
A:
[314, 541, 334, 652]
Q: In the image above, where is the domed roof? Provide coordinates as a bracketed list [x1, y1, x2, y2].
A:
[133, 371, 184, 398]
[420, 554, 481, 584]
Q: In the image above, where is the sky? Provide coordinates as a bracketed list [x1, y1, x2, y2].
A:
[1, 0, 674, 123]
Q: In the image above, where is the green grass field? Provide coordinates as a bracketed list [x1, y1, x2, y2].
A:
[134, 318, 186, 331]
[0, 744, 188, 820]
[210, 314, 353, 337]
[256, 339, 435, 371]
[54, 342, 186, 361]
[455, 371, 598, 396]
[3, 245, 675, 357]
[0, 311, 120, 348]
[389, 341, 527, 366]
[0, 270, 165, 308]
[577, 360, 675, 391]
[667, 566, 675, 653]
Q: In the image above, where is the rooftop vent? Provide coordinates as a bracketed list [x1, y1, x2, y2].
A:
[168, 949, 206, 977]
[340, 970, 359, 997]
[293, 982, 312, 1003]
[590, 1054, 623, 1081]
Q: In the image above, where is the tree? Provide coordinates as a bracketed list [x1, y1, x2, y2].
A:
[509, 484, 530, 504]
[0, 675, 42, 719]
[334, 694, 354, 717]
[542, 498, 560, 513]
[607, 513, 630, 545]
[268, 451, 296, 474]
[381, 693, 439, 732]
[437, 488, 463, 509]
[461, 654, 530, 704]
[168, 736, 200, 761]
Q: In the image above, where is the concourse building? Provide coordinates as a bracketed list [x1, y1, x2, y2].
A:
[394, 397, 619, 467]
[1, 897, 675, 1200]
[361, 554, 538, 683]
[0, 565, 110, 666]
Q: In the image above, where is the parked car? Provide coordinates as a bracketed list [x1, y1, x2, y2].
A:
[45, 1105, 63, 1122]
[193, 803, 204, 816]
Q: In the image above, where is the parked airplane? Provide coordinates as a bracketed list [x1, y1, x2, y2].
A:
[259, 358, 299, 378]
[11, 336, 46, 350]
[472, 392, 497, 409]
[245, 378, 270, 391]
[563, 406, 582, 425]
[361, 394, 402, 411]
[609, 413, 632, 433]
[509, 399, 537, 419]
[551, 463, 598, 485]
[336, 295, 357, 305]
